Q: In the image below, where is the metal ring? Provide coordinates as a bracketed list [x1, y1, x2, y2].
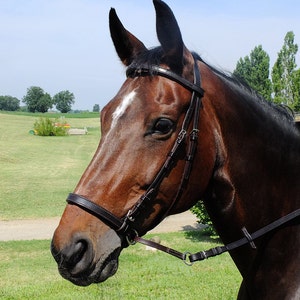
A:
[183, 252, 193, 266]
[126, 230, 138, 246]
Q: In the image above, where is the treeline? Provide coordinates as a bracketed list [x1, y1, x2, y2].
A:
[233, 31, 300, 111]
[1, 31, 299, 113]
[0, 86, 75, 113]
[0, 95, 20, 111]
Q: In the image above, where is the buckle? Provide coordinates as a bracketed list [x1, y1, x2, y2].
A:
[183, 252, 193, 266]
[126, 230, 138, 246]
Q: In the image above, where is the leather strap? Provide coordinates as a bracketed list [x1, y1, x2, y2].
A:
[133, 208, 300, 264]
[67, 193, 124, 231]
[126, 64, 204, 97]
[135, 236, 186, 260]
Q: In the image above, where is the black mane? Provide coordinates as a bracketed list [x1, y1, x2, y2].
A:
[191, 53, 295, 124]
[129, 47, 295, 125]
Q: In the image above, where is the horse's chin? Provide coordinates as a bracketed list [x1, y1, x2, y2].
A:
[59, 248, 121, 287]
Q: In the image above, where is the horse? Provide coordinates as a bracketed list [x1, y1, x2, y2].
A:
[51, 0, 300, 298]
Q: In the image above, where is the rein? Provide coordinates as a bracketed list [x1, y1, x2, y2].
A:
[66, 57, 300, 265]
[135, 208, 300, 265]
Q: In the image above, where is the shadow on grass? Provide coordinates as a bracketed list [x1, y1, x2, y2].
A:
[183, 228, 221, 244]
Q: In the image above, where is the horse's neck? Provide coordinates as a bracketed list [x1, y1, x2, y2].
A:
[213, 79, 300, 185]
[203, 81, 300, 279]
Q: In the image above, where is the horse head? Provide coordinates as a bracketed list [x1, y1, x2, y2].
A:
[51, 0, 217, 286]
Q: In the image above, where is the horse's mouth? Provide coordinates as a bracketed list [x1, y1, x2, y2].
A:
[58, 248, 121, 286]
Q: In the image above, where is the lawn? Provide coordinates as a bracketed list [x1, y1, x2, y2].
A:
[0, 112, 100, 219]
[0, 112, 242, 299]
[0, 232, 242, 299]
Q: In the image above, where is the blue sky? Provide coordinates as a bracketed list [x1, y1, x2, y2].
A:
[1, 0, 299, 110]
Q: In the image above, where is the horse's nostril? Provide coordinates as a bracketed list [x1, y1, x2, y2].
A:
[51, 236, 93, 278]
[71, 240, 88, 266]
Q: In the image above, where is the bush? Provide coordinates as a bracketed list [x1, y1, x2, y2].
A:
[33, 117, 68, 136]
[190, 201, 218, 237]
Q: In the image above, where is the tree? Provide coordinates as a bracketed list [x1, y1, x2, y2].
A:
[22, 86, 53, 113]
[233, 45, 272, 100]
[292, 68, 300, 112]
[53, 90, 75, 113]
[0, 95, 20, 111]
[93, 104, 100, 112]
[271, 31, 298, 108]
[36, 93, 52, 113]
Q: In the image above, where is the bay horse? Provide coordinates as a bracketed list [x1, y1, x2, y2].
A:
[51, 0, 300, 298]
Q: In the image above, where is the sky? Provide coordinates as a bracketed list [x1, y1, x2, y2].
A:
[1, 0, 300, 111]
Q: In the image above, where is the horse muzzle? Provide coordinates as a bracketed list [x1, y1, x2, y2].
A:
[51, 229, 122, 286]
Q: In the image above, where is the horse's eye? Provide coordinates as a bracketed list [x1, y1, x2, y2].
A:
[153, 118, 174, 135]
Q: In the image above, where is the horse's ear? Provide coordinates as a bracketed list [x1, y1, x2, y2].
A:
[153, 0, 184, 73]
[109, 8, 147, 66]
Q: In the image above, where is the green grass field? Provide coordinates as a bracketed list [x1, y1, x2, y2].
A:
[0, 232, 241, 300]
[0, 112, 242, 299]
[0, 112, 100, 219]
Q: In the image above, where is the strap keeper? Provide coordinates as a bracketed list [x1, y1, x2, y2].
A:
[186, 154, 194, 162]
[176, 129, 187, 144]
[190, 129, 199, 141]
[242, 226, 257, 249]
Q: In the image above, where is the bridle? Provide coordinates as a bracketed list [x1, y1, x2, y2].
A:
[67, 55, 204, 244]
[66, 56, 300, 265]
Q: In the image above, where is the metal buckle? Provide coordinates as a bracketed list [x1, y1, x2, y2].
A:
[177, 129, 187, 144]
[126, 230, 138, 246]
[126, 209, 135, 222]
[183, 252, 193, 266]
[190, 129, 199, 141]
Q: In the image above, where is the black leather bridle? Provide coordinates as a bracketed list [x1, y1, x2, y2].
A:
[67, 56, 204, 245]
[66, 57, 300, 265]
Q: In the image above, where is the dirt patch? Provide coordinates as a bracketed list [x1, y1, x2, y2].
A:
[0, 211, 202, 241]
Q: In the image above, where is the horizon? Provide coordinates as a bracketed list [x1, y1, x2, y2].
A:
[1, 0, 299, 110]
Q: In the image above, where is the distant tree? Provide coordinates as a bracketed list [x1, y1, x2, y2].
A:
[272, 31, 298, 108]
[233, 45, 272, 100]
[36, 93, 52, 113]
[53, 90, 75, 113]
[93, 104, 100, 112]
[22, 86, 53, 113]
[0, 95, 20, 111]
[293, 68, 300, 112]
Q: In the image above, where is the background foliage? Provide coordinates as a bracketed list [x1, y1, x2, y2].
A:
[190, 201, 218, 237]
[234, 31, 299, 111]
[22, 86, 53, 113]
[233, 45, 272, 101]
[33, 117, 68, 136]
[53, 90, 75, 113]
[272, 31, 299, 109]
[0, 95, 20, 111]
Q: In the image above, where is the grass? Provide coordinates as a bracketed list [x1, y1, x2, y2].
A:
[0, 232, 242, 299]
[0, 112, 100, 219]
[0, 110, 100, 118]
[0, 112, 242, 298]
